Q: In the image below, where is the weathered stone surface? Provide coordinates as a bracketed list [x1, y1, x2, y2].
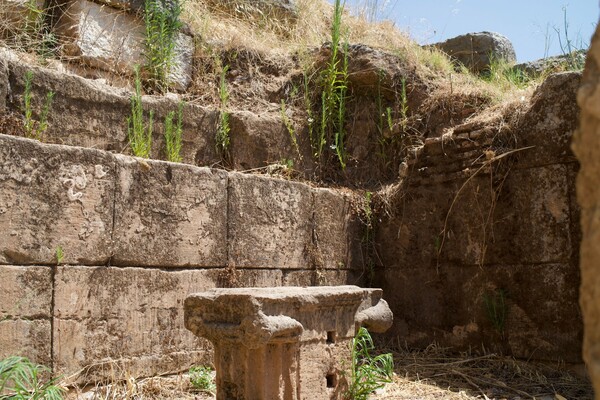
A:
[282, 269, 360, 287]
[184, 286, 392, 399]
[55, 0, 193, 90]
[513, 50, 586, 77]
[516, 72, 581, 167]
[573, 23, 600, 395]
[0, 265, 52, 365]
[53, 266, 284, 381]
[432, 31, 516, 73]
[112, 156, 228, 267]
[228, 172, 313, 269]
[0, 320, 52, 366]
[4, 52, 218, 164]
[0, 134, 115, 265]
[313, 188, 357, 270]
[229, 110, 294, 170]
[374, 263, 582, 362]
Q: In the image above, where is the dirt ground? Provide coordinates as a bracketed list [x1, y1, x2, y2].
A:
[66, 346, 593, 400]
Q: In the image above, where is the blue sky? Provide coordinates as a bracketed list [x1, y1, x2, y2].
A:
[343, 1, 599, 62]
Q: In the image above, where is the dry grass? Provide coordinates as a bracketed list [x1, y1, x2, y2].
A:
[59, 347, 592, 400]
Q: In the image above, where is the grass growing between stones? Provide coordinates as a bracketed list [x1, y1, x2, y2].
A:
[164, 101, 184, 162]
[23, 70, 54, 141]
[127, 66, 153, 159]
[215, 65, 231, 156]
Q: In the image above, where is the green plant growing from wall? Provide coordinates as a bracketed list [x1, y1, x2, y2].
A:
[164, 101, 184, 162]
[23, 70, 54, 141]
[216, 65, 231, 155]
[189, 365, 216, 393]
[316, 0, 349, 168]
[55, 246, 64, 265]
[361, 191, 376, 285]
[144, 0, 182, 92]
[483, 288, 508, 336]
[127, 66, 153, 158]
[345, 327, 394, 400]
[0, 356, 65, 399]
[399, 78, 408, 130]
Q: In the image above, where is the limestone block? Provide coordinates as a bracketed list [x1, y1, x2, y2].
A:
[0, 265, 52, 365]
[573, 22, 600, 395]
[0, 135, 115, 265]
[516, 72, 581, 167]
[228, 172, 313, 269]
[53, 266, 215, 380]
[374, 263, 582, 362]
[56, 0, 145, 73]
[282, 269, 355, 287]
[0, 320, 52, 366]
[55, 0, 193, 90]
[202, 0, 298, 21]
[229, 111, 294, 170]
[313, 188, 356, 270]
[112, 156, 227, 267]
[5, 53, 217, 162]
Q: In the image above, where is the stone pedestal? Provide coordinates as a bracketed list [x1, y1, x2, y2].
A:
[184, 285, 393, 400]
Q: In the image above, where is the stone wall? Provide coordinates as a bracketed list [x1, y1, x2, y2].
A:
[574, 23, 600, 394]
[0, 133, 363, 382]
[375, 71, 583, 363]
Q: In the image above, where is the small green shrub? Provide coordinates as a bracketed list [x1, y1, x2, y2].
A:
[345, 327, 393, 400]
[143, 0, 183, 92]
[164, 101, 184, 162]
[23, 70, 54, 141]
[189, 365, 215, 393]
[216, 65, 231, 155]
[55, 246, 64, 265]
[0, 356, 65, 400]
[483, 288, 508, 336]
[127, 66, 154, 158]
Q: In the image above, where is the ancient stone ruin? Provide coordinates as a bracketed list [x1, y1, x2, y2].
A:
[0, 0, 598, 398]
[184, 286, 392, 399]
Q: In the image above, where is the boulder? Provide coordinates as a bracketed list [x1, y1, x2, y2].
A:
[513, 50, 586, 77]
[432, 31, 516, 73]
[202, 0, 298, 21]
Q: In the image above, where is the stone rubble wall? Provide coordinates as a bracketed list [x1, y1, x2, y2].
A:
[0, 133, 364, 382]
[375, 71, 583, 363]
[574, 23, 600, 394]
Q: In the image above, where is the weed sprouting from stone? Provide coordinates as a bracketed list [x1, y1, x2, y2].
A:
[127, 66, 153, 158]
[23, 70, 54, 141]
[164, 101, 184, 162]
[216, 65, 231, 156]
[144, 0, 182, 93]
[483, 288, 508, 336]
[188, 365, 216, 394]
[345, 327, 393, 400]
[55, 246, 64, 265]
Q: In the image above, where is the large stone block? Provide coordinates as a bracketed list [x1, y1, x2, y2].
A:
[112, 156, 228, 267]
[4, 52, 218, 164]
[375, 263, 582, 363]
[313, 188, 357, 270]
[574, 22, 600, 395]
[0, 135, 115, 265]
[228, 172, 313, 269]
[53, 266, 283, 381]
[54, 0, 193, 90]
[0, 265, 52, 365]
